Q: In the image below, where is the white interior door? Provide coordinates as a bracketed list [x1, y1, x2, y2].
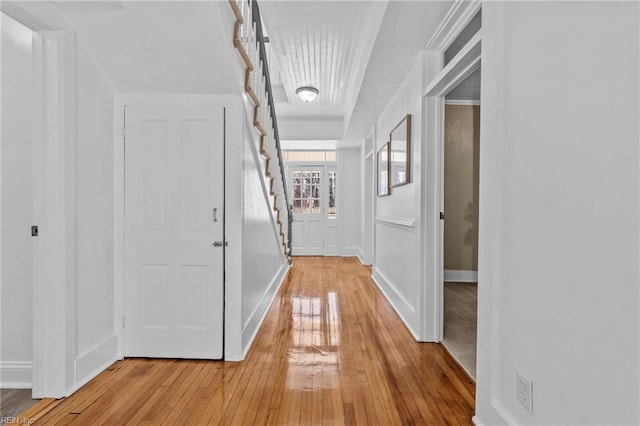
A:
[124, 105, 224, 359]
[289, 166, 324, 255]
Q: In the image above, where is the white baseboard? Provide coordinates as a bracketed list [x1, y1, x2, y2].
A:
[371, 268, 420, 340]
[238, 263, 290, 360]
[490, 398, 517, 425]
[471, 415, 485, 425]
[444, 269, 478, 283]
[70, 335, 118, 396]
[340, 247, 364, 259]
[0, 361, 32, 388]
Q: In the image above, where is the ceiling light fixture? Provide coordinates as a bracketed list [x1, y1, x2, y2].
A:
[296, 86, 319, 103]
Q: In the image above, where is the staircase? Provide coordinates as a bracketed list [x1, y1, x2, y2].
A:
[228, 0, 292, 261]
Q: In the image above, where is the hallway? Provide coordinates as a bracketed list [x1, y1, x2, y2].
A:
[20, 257, 475, 425]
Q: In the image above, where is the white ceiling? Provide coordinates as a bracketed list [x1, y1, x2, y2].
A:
[259, 0, 453, 145]
[49, 1, 239, 94]
[18, 0, 456, 145]
[259, 1, 386, 116]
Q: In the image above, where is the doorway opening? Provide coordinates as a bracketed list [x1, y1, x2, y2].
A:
[0, 12, 39, 413]
[284, 150, 338, 256]
[440, 67, 481, 379]
[0, 3, 74, 403]
[421, 0, 481, 371]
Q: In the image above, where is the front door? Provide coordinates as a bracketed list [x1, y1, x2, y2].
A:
[124, 105, 224, 359]
[289, 166, 325, 255]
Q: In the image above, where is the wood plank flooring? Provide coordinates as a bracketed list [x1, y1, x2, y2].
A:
[21, 257, 475, 425]
[0, 389, 38, 418]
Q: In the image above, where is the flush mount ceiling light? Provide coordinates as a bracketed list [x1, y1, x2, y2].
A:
[296, 86, 319, 103]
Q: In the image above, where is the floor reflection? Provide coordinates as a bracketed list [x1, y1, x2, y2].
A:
[286, 292, 341, 389]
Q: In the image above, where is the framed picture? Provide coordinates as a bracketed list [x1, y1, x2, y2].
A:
[377, 142, 390, 197]
[389, 114, 411, 188]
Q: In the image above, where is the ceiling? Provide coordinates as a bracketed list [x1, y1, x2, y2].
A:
[259, 1, 386, 116]
[259, 0, 453, 145]
[10, 0, 456, 146]
[46, 1, 239, 94]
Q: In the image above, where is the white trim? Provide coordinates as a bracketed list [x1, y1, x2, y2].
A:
[445, 100, 481, 106]
[422, 95, 446, 343]
[471, 415, 487, 426]
[371, 268, 419, 340]
[32, 28, 77, 399]
[61, 28, 78, 397]
[69, 335, 118, 396]
[425, 31, 482, 98]
[31, 26, 45, 399]
[223, 96, 244, 362]
[444, 270, 478, 283]
[425, 0, 482, 53]
[113, 94, 242, 362]
[0, 2, 70, 32]
[0, 362, 33, 389]
[362, 142, 374, 266]
[375, 215, 416, 229]
[4, 2, 79, 398]
[340, 247, 364, 259]
[238, 264, 290, 360]
[112, 100, 125, 360]
[491, 399, 518, 425]
[420, 13, 482, 350]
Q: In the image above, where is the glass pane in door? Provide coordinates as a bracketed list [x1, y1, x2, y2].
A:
[328, 170, 336, 218]
[292, 169, 322, 214]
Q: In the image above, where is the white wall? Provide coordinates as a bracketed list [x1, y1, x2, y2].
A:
[219, 104, 289, 360]
[338, 148, 363, 258]
[371, 58, 424, 338]
[476, 2, 639, 425]
[240, 113, 289, 354]
[73, 42, 116, 386]
[0, 15, 116, 392]
[362, 139, 374, 265]
[1, 13, 35, 388]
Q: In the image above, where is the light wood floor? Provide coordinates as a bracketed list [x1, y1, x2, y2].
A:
[1, 389, 37, 418]
[20, 257, 475, 425]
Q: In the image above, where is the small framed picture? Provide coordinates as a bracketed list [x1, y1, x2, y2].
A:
[390, 114, 411, 188]
[377, 142, 390, 197]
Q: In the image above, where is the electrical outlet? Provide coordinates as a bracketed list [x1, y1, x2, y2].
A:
[516, 371, 533, 413]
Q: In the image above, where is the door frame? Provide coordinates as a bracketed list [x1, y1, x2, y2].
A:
[285, 161, 338, 256]
[325, 164, 338, 256]
[363, 138, 375, 265]
[1, 2, 77, 398]
[113, 94, 240, 360]
[420, 0, 482, 342]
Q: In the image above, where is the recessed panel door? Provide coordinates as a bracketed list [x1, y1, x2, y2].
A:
[289, 166, 324, 256]
[124, 105, 224, 359]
